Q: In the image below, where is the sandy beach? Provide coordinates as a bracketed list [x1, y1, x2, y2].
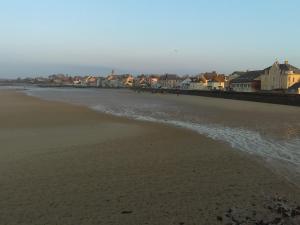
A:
[0, 90, 299, 225]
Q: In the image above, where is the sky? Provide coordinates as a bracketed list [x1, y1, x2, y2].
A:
[1, 0, 300, 78]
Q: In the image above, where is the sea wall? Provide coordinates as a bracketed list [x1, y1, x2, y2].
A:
[133, 88, 300, 106]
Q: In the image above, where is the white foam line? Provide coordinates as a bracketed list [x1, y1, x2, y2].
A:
[91, 105, 300, 176]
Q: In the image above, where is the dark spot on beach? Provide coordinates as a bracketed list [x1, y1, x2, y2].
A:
[121, 211, 133, 214]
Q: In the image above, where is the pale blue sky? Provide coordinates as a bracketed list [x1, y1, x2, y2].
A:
[1, 0, 300, 77]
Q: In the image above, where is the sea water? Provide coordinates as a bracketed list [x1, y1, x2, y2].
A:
[25, 87, 300, 186]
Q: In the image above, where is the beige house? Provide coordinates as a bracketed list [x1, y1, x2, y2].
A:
[260, 61, 300, 91]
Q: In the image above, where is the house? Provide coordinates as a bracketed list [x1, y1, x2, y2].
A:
[122, 74, 134, 87]
[84, 76, 97, 86]
[207, 75, 226, 90]
[104, 75, 123, 88]
[228, 71, 246, 80]
[49, 74, 72, 85]
[158, 74, 181, 89]
[230, 70, 262, 92]
[260, 61, 300, 91]
[198, 71, 226, 90]
[189, 76, 208, 90]
[202, 71, 220, 80]
[96, 77, 106, 87]
[134, 75, 148, 88]
[226, 71, 246, 90]
[179, 78, 191, 89]
[199, 72, 226, 91]
[73, 76, 85, 85]
[288, 82, 300, 94]
[148, 75, 160, 88]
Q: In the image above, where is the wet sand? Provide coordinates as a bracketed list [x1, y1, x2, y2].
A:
[154, 91, 300, 140]
[0, 90, 299, 225]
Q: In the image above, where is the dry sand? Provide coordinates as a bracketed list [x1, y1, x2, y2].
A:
[0, 90, 299, 225]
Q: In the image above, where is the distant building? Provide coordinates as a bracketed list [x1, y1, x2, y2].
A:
[189, 77, 208, 90]
[84, 76, 97, 86]
[73, 76, 84, 85]
[96, 77, 105, 87]
[228, 71, 246, 80]
[226, 71, 246, 90]
[199, 72, 226, 90]
[122, 74, 134, 87]
[134, 75, 148, 88]
[48, 74, 73, 85]
[260, 61, 300, 91]
[104, 75, 123, 88]
[179, 78, 191, 89]
[158, 74, 181, 89]
[207, 75, 226, 90]
[230, 70, 262, 92]
[148, 75, 160, 88]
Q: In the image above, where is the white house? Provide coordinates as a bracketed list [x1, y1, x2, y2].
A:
[207, 75, 226, 90]
[180, 78, 191, 89]
[189, 77, 208, 90]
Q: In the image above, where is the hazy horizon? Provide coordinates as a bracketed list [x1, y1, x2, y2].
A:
[1, 0, 300, 78]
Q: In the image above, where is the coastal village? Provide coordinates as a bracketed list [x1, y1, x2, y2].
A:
[4, 60, 300, 94]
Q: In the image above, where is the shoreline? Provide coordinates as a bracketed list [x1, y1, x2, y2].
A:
[2, 84, 300, 107]
[1, 90, 300, 224]
[23, 87, 300, 188]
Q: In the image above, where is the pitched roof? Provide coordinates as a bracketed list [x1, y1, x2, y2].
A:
[160, 74, 179, 80]
[279, 63, 300, 72]
[209, 75, 225, 82]
[231, 70, 263, 83]
[264, 63, 300, 74]
[190, 77, 206, 83]
[230, 71, 247, 76]
[202, 71, 218, 80]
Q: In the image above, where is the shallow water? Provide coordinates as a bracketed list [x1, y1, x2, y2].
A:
[24, 87, 300, 186]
